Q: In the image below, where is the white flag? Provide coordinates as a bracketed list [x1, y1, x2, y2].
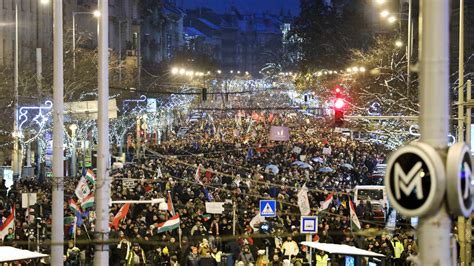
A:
[75, 176, 91, 200]
[297, 184, 311, 215]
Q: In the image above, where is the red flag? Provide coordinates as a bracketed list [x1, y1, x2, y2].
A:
[110, 203, 131, 230]
[167, 191, 175, 216]
[268, 113, 274, 124]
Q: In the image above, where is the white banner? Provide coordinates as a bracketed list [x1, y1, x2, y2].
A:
[21, 193, 37, 208]
[122, 178, 137, 190]
[322, 147, 332, 155]
[205, 202, 225, 214]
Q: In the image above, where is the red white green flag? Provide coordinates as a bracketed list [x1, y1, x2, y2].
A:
[155, 214, 180, 234]
[348, 197, 361, 231]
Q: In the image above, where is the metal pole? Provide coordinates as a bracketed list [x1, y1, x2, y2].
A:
[12, 0, 20, 179]
[232, 202, 236, 236]
[72, 13, 76, 71]
[418, 0, 452, 265]
[70, 125, 77, 177]
[465, 79, 472, 266]
[459, 0, 465, 141]
[36, 48, 42, 97]
[407, 0, 412, 96]
[51, 0, 64, 264]
[94, 0, 110, 264]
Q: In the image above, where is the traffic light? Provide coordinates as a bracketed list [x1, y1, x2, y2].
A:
[334, 86, 345, 126]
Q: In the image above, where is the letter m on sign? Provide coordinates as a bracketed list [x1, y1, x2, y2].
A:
[394, 161, 424, 200]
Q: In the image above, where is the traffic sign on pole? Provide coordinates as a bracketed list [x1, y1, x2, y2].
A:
[446, 142, 473, 217]
[385, 142, 445, 217]
[260, 200, 276, 217]
[300, 216, 318, 234]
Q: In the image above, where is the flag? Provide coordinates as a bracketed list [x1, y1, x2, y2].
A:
[319, 193, 334, 211]
[155, 214, 180, 233]
[348, 197, 361, 231]
[64, 216, 75, 225]
[0, 206, 15, 240]
[202, 214, 211, 222]
[156, 167, 163, 179]
[246, 148, 254, 161]
[81, 194, 94, 210]
[203, 187, 214, 202]
[167, 191, 175, 216]
[69, 199, 82, 215]
[194, 164, 202, 185]
[110, 203, 131, 230]
[85, 169, 96, 184]
[297, 184, 311, 215]
[268, 113, 274, 124]
[69, 216, 78, 236]
[75, 176, 91, 200]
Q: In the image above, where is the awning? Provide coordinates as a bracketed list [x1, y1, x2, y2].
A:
[0, 246, 49, 262]
[300, 241, 385, 258]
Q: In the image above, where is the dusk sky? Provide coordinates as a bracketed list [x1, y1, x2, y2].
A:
[178, 0, 301, 15]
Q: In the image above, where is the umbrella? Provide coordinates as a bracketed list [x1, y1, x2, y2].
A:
[265, 164, 279, 174]
[292, 161, 314, 170]
[319, 167, 334, 173]
[312, 157, 324, 163]
[341, 163, 354, 170]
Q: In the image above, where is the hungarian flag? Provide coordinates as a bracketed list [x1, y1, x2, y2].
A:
[0, 206, 15, 240]
[85, 169, 96, 184]
[81, 194, 94, 210]
[319, 193, 334, 211]
[155, 214, 180, 234]
[69, 199, 82, 214]
[348, 197, 361, 231]
[167, 191, 175, 216]
[75, 176, 91, 200]
[110, 203, 131, 230]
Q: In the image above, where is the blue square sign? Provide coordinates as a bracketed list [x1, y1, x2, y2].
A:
[260, 200, 276, 217]
[300, 216, 318, 234]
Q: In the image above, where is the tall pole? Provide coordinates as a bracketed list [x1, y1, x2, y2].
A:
[467, 80, 473, 266]
[72, 13, 76, 70]
[418, 0, 451, 265]
[458, 0, 465, 141]
[51, 0, 64, 264]
[94, 0, 110, 264]
[458, 1, 467, 264]
[406, 0, 412, 96]
[12, 0, 20, 179]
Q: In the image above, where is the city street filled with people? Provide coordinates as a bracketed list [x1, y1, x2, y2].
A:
[0, 111, 417, 265]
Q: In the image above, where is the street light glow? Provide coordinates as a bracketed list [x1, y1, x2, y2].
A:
[171, 68, 179, 75]
[40, 0, 50, 4]
[388, 15, 397, 24]
[217, 70, 222, 74]
[395, 40, 403, 47]
[93, 10, 101, 17]
[359, 67, 366, 72]
[375, 0, 386, 4]
[352, 66, 359, 72]
[380, 10, 389, 18]
[179, 68, 186, 75]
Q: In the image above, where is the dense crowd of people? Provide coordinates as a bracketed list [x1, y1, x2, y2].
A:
[0, 111, 418, 265]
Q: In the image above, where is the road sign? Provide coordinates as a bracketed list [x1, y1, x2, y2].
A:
[385, 142, 445, 217]
[300, 216, 318, 234]
[260, 200, 276, 217]
[446, 142, 473, 217]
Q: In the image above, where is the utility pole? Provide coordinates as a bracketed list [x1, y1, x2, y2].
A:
[465, 79, 473, 266]
[94, 0, 110, 265]
[418, 0, 451, 265]
[12, 0, 20, 179]
[51, 0, 64, 264]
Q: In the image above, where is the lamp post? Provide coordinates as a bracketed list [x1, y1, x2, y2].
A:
[69, 124, 77, 177]
[118, 20, 127, 84]
[72, 10, 100, 70]
[12, 0, 19, 179]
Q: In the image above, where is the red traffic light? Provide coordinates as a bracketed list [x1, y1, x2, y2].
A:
[334, 98, 345, 109]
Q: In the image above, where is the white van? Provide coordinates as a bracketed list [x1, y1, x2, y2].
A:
[353, 185, 388, 221]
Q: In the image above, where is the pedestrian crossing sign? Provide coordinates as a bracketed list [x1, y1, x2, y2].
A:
[260, 200, 276, 217]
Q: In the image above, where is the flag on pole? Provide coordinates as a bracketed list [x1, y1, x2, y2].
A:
[110, 203, 131, 230]
[0, 206, 15, 241]
[75, 176, 91, 200]
[81, 194, 95, 210]
[155, 214, 180, 234]
[84, 169, 96, 184]
[194, 164, 202, 185]
[348, 196, 361, 231]
[167, 191, 175, 216]
[156, 167, 163, 179]
[297, 184, 311, 215]
[319, 193, 334, 211]
[69, 199, 82, 214]
[203, 187, 214, 202]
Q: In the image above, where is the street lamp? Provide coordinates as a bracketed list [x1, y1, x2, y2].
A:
[395, 40, 403, 47]
[72, 10, 100, 70]
[375, 0, 386, 4]
[171, 67, 179, 75]
[380, 10, 390, 18]
[387, 15, 397, 24]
